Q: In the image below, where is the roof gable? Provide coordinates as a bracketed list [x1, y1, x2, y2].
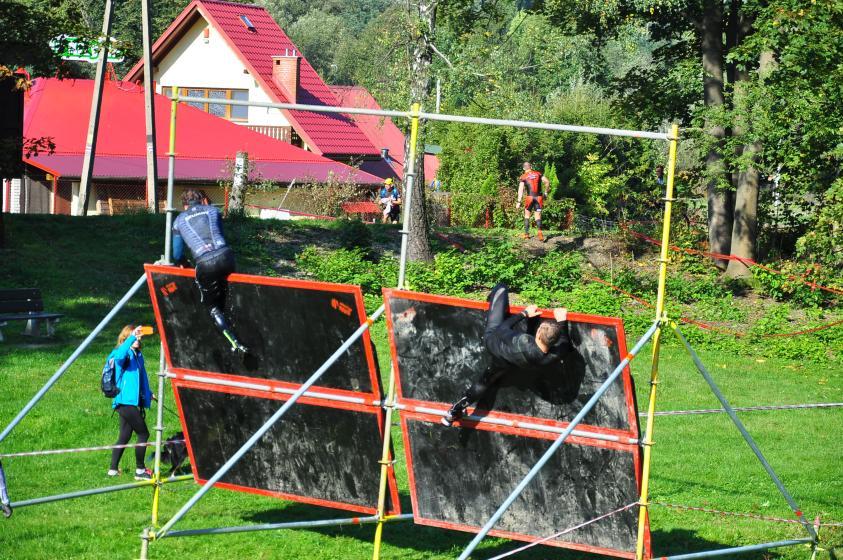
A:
[126, 0, 379, 157]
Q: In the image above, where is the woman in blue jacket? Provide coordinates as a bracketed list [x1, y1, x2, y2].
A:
[107, 325, 154, 480]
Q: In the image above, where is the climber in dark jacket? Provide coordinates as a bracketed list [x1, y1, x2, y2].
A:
[442, 283, 571, 426]
[172, 189, 246, 352]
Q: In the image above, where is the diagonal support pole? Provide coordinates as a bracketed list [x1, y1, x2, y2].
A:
[457, 319, 661, 560]
[671, 324, 818, 542]
[154, 305, 386, 539]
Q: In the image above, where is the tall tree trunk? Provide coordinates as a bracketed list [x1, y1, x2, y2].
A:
[725, 49, 771, 278]
[702, 0, 732, 269]
[404, 0, 435, 262]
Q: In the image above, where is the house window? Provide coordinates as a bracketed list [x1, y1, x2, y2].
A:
[161, 87, 249, 121]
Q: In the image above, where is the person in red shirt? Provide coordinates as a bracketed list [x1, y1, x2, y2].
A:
[516, 161, 551, 241]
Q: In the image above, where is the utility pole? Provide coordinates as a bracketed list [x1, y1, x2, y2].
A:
[78, 0, 159, 215]
[77, 0, 114, 216]
[141, 0, 159, 212]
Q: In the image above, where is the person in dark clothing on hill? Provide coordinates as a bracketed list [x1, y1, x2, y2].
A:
[442, 283, 571, 426]
[172, 189, 246, 352]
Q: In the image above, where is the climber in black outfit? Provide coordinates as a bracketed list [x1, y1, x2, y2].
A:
[442, 283, 571, 426]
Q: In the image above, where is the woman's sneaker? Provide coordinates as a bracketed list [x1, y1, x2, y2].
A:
[134, 469, 153, 481]
[106, 469, 121, 478]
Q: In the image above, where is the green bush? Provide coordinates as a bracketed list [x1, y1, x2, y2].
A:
[406, 251, 473, 295]
[752, 261, 840, 308]
[297, 246, 395, 293]
[336, 219, 372, 252]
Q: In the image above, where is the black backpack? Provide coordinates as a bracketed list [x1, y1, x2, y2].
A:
[101, 355, 121, 398]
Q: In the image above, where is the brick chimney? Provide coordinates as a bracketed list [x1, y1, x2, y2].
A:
[272, 49, 301, 103]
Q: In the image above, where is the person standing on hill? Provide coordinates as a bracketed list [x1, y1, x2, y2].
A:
[172, 189, 246, 353]
[516, 161, 550, 241]
[378, 178, 402, 223]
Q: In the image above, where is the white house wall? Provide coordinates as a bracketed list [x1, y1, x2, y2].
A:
[155, 17, 288, 127]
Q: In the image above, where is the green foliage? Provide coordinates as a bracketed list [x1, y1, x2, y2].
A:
[796, 177, 843, 270]
[543, 162, 560, 194]
[296, 246, 396, 293]
[568, 153, 627, 217]
[336, 219, 372, 253]
[751, 261, 840, 309]
[537, 197, 576, 230]
[0, 0, 78, 76]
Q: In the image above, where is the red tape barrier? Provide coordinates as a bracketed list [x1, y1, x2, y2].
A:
[620, 223, 843, 297]
[585, 276, 843, 339]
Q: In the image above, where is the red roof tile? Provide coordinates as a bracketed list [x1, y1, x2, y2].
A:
[331, 85, 440, 181]
[23, 78, 381, 184]
[126, 0, 379, 157]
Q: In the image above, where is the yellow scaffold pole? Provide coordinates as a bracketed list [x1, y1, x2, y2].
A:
[151, 95, 179, 529]
[371, 368, 397, 560]
[635, 123, 679, 560]
[373, 102, 421, 560]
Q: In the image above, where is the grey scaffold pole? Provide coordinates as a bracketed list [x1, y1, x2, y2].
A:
[672, 325, 819, 542]
[0, 274, 148, 444]
[10, 475, 191, 509]
[174, 96, 671, 141]
[457, 319, 661, 559]
[154, 304, 386, 540]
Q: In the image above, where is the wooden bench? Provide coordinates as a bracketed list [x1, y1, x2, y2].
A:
[0, 289, 63, 342]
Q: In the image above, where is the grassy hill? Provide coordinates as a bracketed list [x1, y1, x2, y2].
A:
[0, 214, 841, 559]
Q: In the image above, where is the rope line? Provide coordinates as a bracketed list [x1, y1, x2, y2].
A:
[620, 223, 843, 297]
[585, 276, 843, 338]
[0, 440, 185, 458]
[651, 502, 843, 528]
[485, 502, 639, 560]
[641, 402, 843, 417]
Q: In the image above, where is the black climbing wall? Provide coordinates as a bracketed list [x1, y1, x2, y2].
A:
[384, 289, 646, 558]
[174, 384, 396, 514]
[145, 265, 399, 515]
[405, 419, 640, 555]
[147, 266, 378, 394]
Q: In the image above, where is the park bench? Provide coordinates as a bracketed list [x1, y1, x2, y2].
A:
[0, 289, 63, 342]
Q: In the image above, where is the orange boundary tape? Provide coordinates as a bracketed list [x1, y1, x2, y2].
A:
[585, 276, 843, 339]
[620, 223, 843, 297]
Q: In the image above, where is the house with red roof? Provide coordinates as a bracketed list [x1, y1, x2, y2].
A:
[124, 0, 394, 179]
[330, 86, 440, 184]
[11, 78, 381, 215]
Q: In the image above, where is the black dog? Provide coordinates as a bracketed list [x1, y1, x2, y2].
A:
[148, 432, 190, 476]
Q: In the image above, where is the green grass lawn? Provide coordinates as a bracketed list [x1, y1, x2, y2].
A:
[0, 215, 841, 559]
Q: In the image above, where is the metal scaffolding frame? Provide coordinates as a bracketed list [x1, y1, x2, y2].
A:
[0, 90, 822, 560]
